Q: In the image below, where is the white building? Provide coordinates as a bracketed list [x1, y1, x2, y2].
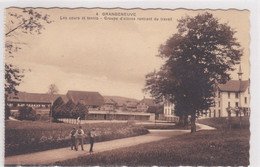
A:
[163, 99, 177, 121]
[206, 67, 250, 118]
[164, 66, 250, 118]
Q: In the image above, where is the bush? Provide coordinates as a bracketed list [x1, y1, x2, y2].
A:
[5, 121, 148, 156]
[18, 106, 37, 121]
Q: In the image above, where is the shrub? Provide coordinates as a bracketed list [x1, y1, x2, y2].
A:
[5, 121, 148, 156]
[18, 106, 37, 121]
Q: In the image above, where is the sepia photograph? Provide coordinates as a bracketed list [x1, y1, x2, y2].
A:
[1, 4, 256, 166]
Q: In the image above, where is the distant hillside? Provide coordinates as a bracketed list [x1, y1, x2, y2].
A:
[103, 96, 139, 105]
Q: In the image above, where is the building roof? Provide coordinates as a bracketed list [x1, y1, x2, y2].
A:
[7, 92, 67, 103]
[66, 90, 104, 106]
[104, 97, 116, 105]
[139, 98, 158, 107]
[103, 96, 138, 106]
[126, 101, 138, 108]
[218, 80, 249, 92]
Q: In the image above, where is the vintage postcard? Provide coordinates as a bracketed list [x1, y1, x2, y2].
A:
[1, 4, 257, 166]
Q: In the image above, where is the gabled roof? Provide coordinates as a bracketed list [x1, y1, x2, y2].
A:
[103, 96, 138, 106]
[7, 92, 67, 103]
[126, 101, 138, 108]
[104, 97, 116, 105]
[66, 90, 104, 106]
[139, 98, 158, 107]
[218, 80, 249, 92]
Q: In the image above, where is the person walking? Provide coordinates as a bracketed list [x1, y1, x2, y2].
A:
[70, 127, 77, 151]
[76, 126, 85, 151]
[88, 128, 96, 153]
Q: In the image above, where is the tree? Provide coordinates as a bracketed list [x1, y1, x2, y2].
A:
[48, 84, 59, 121]
[144, 12, 242, 133]
[60, 100, 76, 118]
[71, 103, 88, 119]
[47, 84, 59, 95]
[5, 8, 51, 119]
[18, 106, 37, 121]
[52, 97, 65, 122]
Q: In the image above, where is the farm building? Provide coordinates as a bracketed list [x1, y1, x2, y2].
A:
[86, 110, 155, 121]
[6, 92, 67, 117]
[66, 90, 104, 110]
[100, 97, 116, 111]
[137, 98, 160, 112]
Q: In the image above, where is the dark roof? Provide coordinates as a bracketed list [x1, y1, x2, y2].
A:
[104, 97, 116, 105]
[7, 92, 67, 103]
[66, 90, 104, 106]
[139, 98, 162, 107]
[103, 96, 138, 106]
[126, 101, 138, 108]
[218, 80, 249, 92]
[139, 98, 157, 106]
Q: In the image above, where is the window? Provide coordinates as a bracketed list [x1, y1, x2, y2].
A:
[235, 93, 239, 98]
[218, 110, 221, 117]
[235, 102, 239, 107]
[218, 101, 220, 107]
[228, 102, 230, 107]
[218, 92, 221, 98]
[228, 92, 230, 98]
[245, 97, 247, 104]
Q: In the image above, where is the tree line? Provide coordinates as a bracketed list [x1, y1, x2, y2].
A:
[51, 97, 88, 122]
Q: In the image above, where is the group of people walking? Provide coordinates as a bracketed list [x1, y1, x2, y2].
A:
[70, 126, 96, 153]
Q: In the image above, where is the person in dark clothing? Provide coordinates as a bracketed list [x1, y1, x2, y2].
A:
[89, 128, 96, 153]
[70, 127, 77, 151]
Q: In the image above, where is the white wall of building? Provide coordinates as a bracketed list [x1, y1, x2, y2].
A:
[164, 100, 175, 116]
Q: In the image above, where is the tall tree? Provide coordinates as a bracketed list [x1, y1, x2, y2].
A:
[144, 12, 242, 133]
[48, 84, 59, 121]
[52, 96, 65, 122]
[5, 8, 51, 120]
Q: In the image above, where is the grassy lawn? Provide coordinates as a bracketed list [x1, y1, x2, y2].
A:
[53, 118, 250, 166]
[5, 120, 148, 156]
[197, 116, 250, 130]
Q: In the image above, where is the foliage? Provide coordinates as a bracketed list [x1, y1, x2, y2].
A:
[5, 105, 11, 120]
[144, 12, 242, 132]
[147, 105, 163, 114]
[5, 121, 148, 156]
[52, 97, 65, 121]
[52, 98, 88, 121]
[71, 102, 88, 119]
[47, 84, 59, 101]
[18, 106, 37, 121]
[5, 8, 52, 119]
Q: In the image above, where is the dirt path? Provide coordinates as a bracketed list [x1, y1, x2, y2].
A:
[5, 123, 214, 165]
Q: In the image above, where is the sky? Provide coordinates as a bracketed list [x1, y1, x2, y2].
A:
[5, 8, 250, 100]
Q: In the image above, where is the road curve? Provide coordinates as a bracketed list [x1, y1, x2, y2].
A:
[5, 123, 214, 165]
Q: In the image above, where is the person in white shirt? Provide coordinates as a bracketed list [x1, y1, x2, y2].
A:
[76, 126, 84, 151]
